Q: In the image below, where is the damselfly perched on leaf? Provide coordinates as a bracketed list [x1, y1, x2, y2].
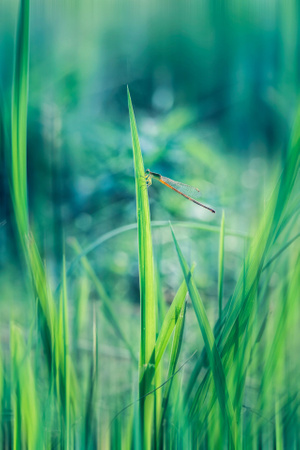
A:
[145, 169, 215, 213]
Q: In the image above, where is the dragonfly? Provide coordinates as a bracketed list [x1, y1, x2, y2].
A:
[145, 169, 215, 213]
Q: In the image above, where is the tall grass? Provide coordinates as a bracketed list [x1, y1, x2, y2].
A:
[126, 94, 299, 448]
[1, 0, 300, 448]
[10, 0, 76, 446]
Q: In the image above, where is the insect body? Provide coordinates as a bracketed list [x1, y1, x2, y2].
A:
[145, 169, 215, 213]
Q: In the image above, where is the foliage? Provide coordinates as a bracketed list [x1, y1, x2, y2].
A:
[0, 0, 299, 449]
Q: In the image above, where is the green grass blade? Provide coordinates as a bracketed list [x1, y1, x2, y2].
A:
[221, 110, 300, 348]
[58, 256, 71, 449]
[84, 303, 99, 449]
[275, 399, 283, 450]
[11, 0, 30, 244]
[170, 224, 238, 448]
[218, 211, 225, 320]
[11, 0, 59, 388]
[10, 0, 74, 409]
[184, 298, 232, 404]
[262, 232, 300, 272]
[28, 238, 78, 440]
[155, 267, 194, 369]
[184, 111, 300, 427]
[138, 266, 194, 404]
[11, 323, 39, 449]
[27, 235, 56, 368]
[261, 255, 300, 395]
[128, 87, 156, 450]
[73, 275, 90, 347]
[0, 350, 2, 425]
[157, 302, 187, 449]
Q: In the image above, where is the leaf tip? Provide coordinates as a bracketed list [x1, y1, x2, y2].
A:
[127, 85, 131, 102]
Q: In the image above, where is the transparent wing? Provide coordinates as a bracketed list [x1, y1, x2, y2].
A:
[160, 176, 202, 200]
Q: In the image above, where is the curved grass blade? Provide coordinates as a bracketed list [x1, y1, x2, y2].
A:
[170, 224, 238, 448]
[220, 109, 300, 348]
[184, 291, 232, 405]
[63, 221, 248, 287]
[184, 111, 300, 416]
[157, 302, 187, 449]
[139, 266, 195, 394]
[262, 232, 300, 272]
[70, 238, 137, 363]
[261, 256, 300, 398]
[11, 0, 30, 245]
[155, 265, 194, 368]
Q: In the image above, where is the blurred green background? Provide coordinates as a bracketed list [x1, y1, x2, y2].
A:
[1, 0, 298, 270]
[0, 0, 300, 447]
